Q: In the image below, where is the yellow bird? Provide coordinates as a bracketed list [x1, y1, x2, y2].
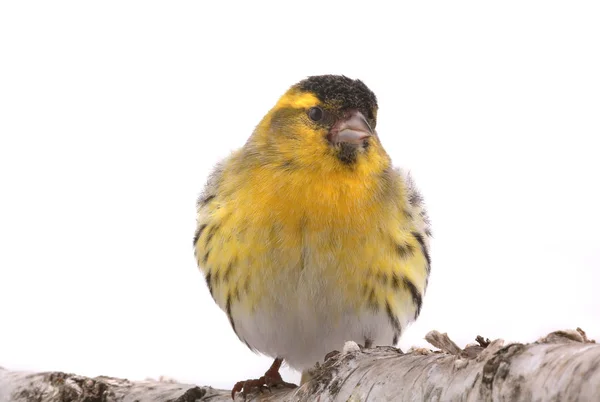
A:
[194, 75, 431, 398]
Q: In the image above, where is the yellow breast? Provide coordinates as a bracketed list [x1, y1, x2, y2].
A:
[195, 158, 429, 321]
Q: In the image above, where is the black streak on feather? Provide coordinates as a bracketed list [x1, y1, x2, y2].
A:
[378, 272, 389, 286]
[409, 191, 423, 207]
[281, 159, 297, 171]
[397, 243, 415, 259]
[205, 272, 214, 298]
[223, 260, 234, 282]
[421, 211, 432, 234]
[391, 273, 400, 289]
[226, 293, 237, 334]
[199, 194, 215, 206]
[212, 270, 220, 287]
[367, 288, 378, 311]
[205, 224, 219, 246]
[193, 224, 207, 247]
[392, 333, 400, 345]
[385, 301, 402, 336]
[412, 231, 431, 272]
[403, 277, 423, 319]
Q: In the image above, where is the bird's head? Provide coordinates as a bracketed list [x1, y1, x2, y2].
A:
[247, 75, 390, 175]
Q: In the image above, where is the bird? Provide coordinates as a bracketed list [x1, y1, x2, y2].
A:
[193, 75, 431, 399]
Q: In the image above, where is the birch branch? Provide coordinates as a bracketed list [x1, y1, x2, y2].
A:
[1, 328, 598, 402]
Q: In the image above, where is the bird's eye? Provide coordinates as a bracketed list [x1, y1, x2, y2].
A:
[308, 107, 324, 122]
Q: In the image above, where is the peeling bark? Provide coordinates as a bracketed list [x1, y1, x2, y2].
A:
[1, 328, 598, 402]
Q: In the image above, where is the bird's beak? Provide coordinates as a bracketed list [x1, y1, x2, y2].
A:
[330, 111, 373, 145]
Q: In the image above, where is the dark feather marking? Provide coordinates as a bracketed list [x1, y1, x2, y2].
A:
[421, 212, 432, 234]
[223, 260, 234, 282]
[205, 224, 219, 246]
[197, 160, 225, 207]
[226, 293, 238, 335]
[404, 171, 432, 238]
[193, 224, 207, 247]
[405, 172, 424, 206]
[378, 272, 389, 286]
[203, 250, 210, 265]
[397, 243, 415, 259]
[392, 333, 400, 345]
[391, 273, 400, 289]
[205, 271, 214, 298]
[412, 231, 431, 272]
[403, 277, 423, 319]
[409, 191, 423, 207]
[281, 159, 297, 170]
[385, 301, 402, 335]
[212, 270, 220, 287]
[199, 194, 215, 206]
[367, 288, 378, 311]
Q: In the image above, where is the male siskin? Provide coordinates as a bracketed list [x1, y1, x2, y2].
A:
[194, 75, 431, 398]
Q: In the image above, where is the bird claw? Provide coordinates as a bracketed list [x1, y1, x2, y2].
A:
[231, 379, 262, 400]
[231, 371, 297, 399]
[265, 371, 297, 390]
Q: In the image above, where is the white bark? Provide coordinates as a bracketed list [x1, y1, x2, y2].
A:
[1, 329, 598, 402]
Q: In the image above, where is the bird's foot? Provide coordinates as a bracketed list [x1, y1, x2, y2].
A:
[231, 359, 297, 399]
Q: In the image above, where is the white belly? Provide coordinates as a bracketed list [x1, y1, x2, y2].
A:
[230, 259, 415, 370]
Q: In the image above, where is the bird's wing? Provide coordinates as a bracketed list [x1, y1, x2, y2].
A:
[398, 168, 431, 243]
[193, 157, 228, 255]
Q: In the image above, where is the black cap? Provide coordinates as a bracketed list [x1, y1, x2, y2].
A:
[296, 75, 377, 119]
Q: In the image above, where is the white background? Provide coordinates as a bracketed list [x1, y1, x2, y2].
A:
[1, 1, 599, 390]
